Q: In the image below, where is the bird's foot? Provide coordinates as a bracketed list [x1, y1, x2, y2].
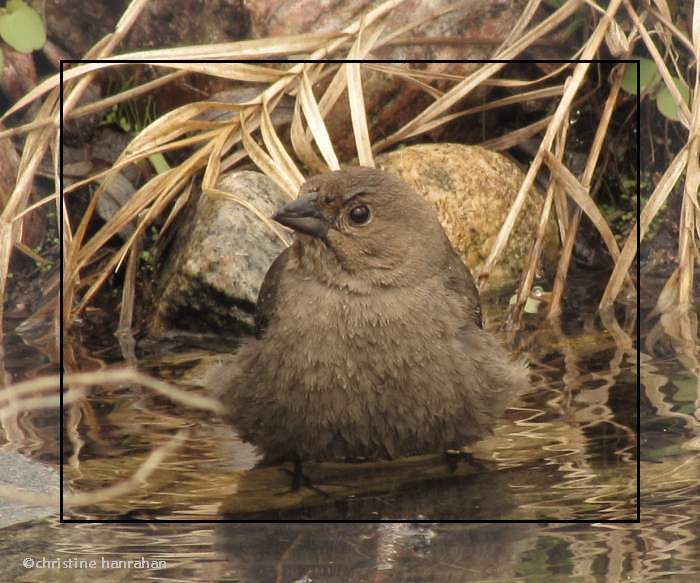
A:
[444, 449, 487, 472]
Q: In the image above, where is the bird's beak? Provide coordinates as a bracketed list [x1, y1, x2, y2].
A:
[273, 191, 329, 240]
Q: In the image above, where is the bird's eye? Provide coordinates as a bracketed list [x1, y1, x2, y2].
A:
[348, 204, 371, 226]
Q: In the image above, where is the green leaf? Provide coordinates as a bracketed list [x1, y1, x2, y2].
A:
[148, 153, 170, 174]
[0, 47, 4, 75]
[561, 13, 584, 39]
[621, 58, 660, 95]
[0, 0, 46, 53]
[656, 77, 691, 121]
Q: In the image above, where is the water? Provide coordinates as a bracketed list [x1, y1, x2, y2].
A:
[2, 286, 699, 581]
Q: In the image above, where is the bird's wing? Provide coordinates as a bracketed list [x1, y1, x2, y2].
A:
[443, 248, 483, 328]
[255, 247, 291, 339]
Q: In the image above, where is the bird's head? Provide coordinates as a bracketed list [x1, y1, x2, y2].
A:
[273, 167, 450, 289]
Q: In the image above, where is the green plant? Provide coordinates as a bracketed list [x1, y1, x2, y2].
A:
[600, 171, 665, 243]
[100, 87, 171, 175]
[0, 0, 46, 76]
[622, 57, 691, 121]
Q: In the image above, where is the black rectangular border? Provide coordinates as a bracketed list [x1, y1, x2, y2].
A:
[59, 58, 642, 524]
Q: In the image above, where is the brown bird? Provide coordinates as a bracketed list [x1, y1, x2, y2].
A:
[213, 167, 529, 465]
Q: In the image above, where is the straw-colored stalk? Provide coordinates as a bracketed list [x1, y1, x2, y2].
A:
[0, 0, 695, 350]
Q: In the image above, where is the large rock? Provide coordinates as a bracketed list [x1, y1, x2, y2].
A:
[376, 143, 559, 286]
[153, 145, 557, 335]
[0, 451, 58, 528]
[152, 171, 289, 335]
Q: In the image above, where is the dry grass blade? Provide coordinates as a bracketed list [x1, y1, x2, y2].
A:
[113, 172, 197, 274]
[0, 35, 339, 122]
[159, 62, 289, 83]
[1, 389, 86, 416]
[53, 0, 413, 330]
[74, 172, 168, 266]
[240, 112, 297, 197]
[62, 129, 221, 200]
[693, 0, 700, 51]
[299, 70, 340, 170]
[0, 93, 58, 332]
[511, 113, 570, 325]
[645, 3, 694, 53]
[71, 69, 188, 120]
[290, 97, 326, 173]
[59, 0, 150, 130]
[0, 118, 57, 142]
[156, 178, 194, 246]
[369, 60, 576, 88]
[315, 64, 347, 117]
[402, 85, 565, 143]
[389, 72, 443, 100]
[291, 63, 350, 162]
[480, 114, 554, 151]
[346, 19, 386, 166]
[64, 430, 189, 508]
[374, 62, 505, 151]
[624, 0, 692, 127]
[83, 138, 214, 275]
[547, 60, 627, 314]
[365, 63, 462, 83]
[0, 484, 58, 507]
[202, 114, 241, 193]
[1, 94, 57, 221]
[71, 168, 193, 317]
[119, 33, 341, 61]
[346, 62, 373, 166]
[600, 145, 688, 310]
[219, 148, 250, 176]
[346, 59, 374, 166]
[374, 0, 584, 152]
[0, 71, 188, 141]
[676, 140, 699, 309]
[69, 368, 223, 412]
[118, 236, 140, 333]
[62, 172, 103, 323]
[126, 101, 238, 157]
[14, 241, 49, 265]
[260, 99, 305, 191]
[495, 0, 543, 54]
[1, 368, 223, 413]
[479, 0, 623, 284]
[542, 150, 621, 260]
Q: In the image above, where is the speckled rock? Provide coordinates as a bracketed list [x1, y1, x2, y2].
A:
[153, 171, 289, 335]
[376, 143, 559, 286]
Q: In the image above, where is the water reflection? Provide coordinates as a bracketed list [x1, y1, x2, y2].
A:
[3, 289, 700, 579]
[1, 514, 699, 582]
[2, 291, 642, 520]
[215, 522, 537, 582]
[56, 312, 639, 520]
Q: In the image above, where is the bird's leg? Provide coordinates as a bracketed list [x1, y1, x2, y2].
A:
[280, 459, 330, 498]
[444, 449, 462, 472]
[292, 459, 303, 491]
